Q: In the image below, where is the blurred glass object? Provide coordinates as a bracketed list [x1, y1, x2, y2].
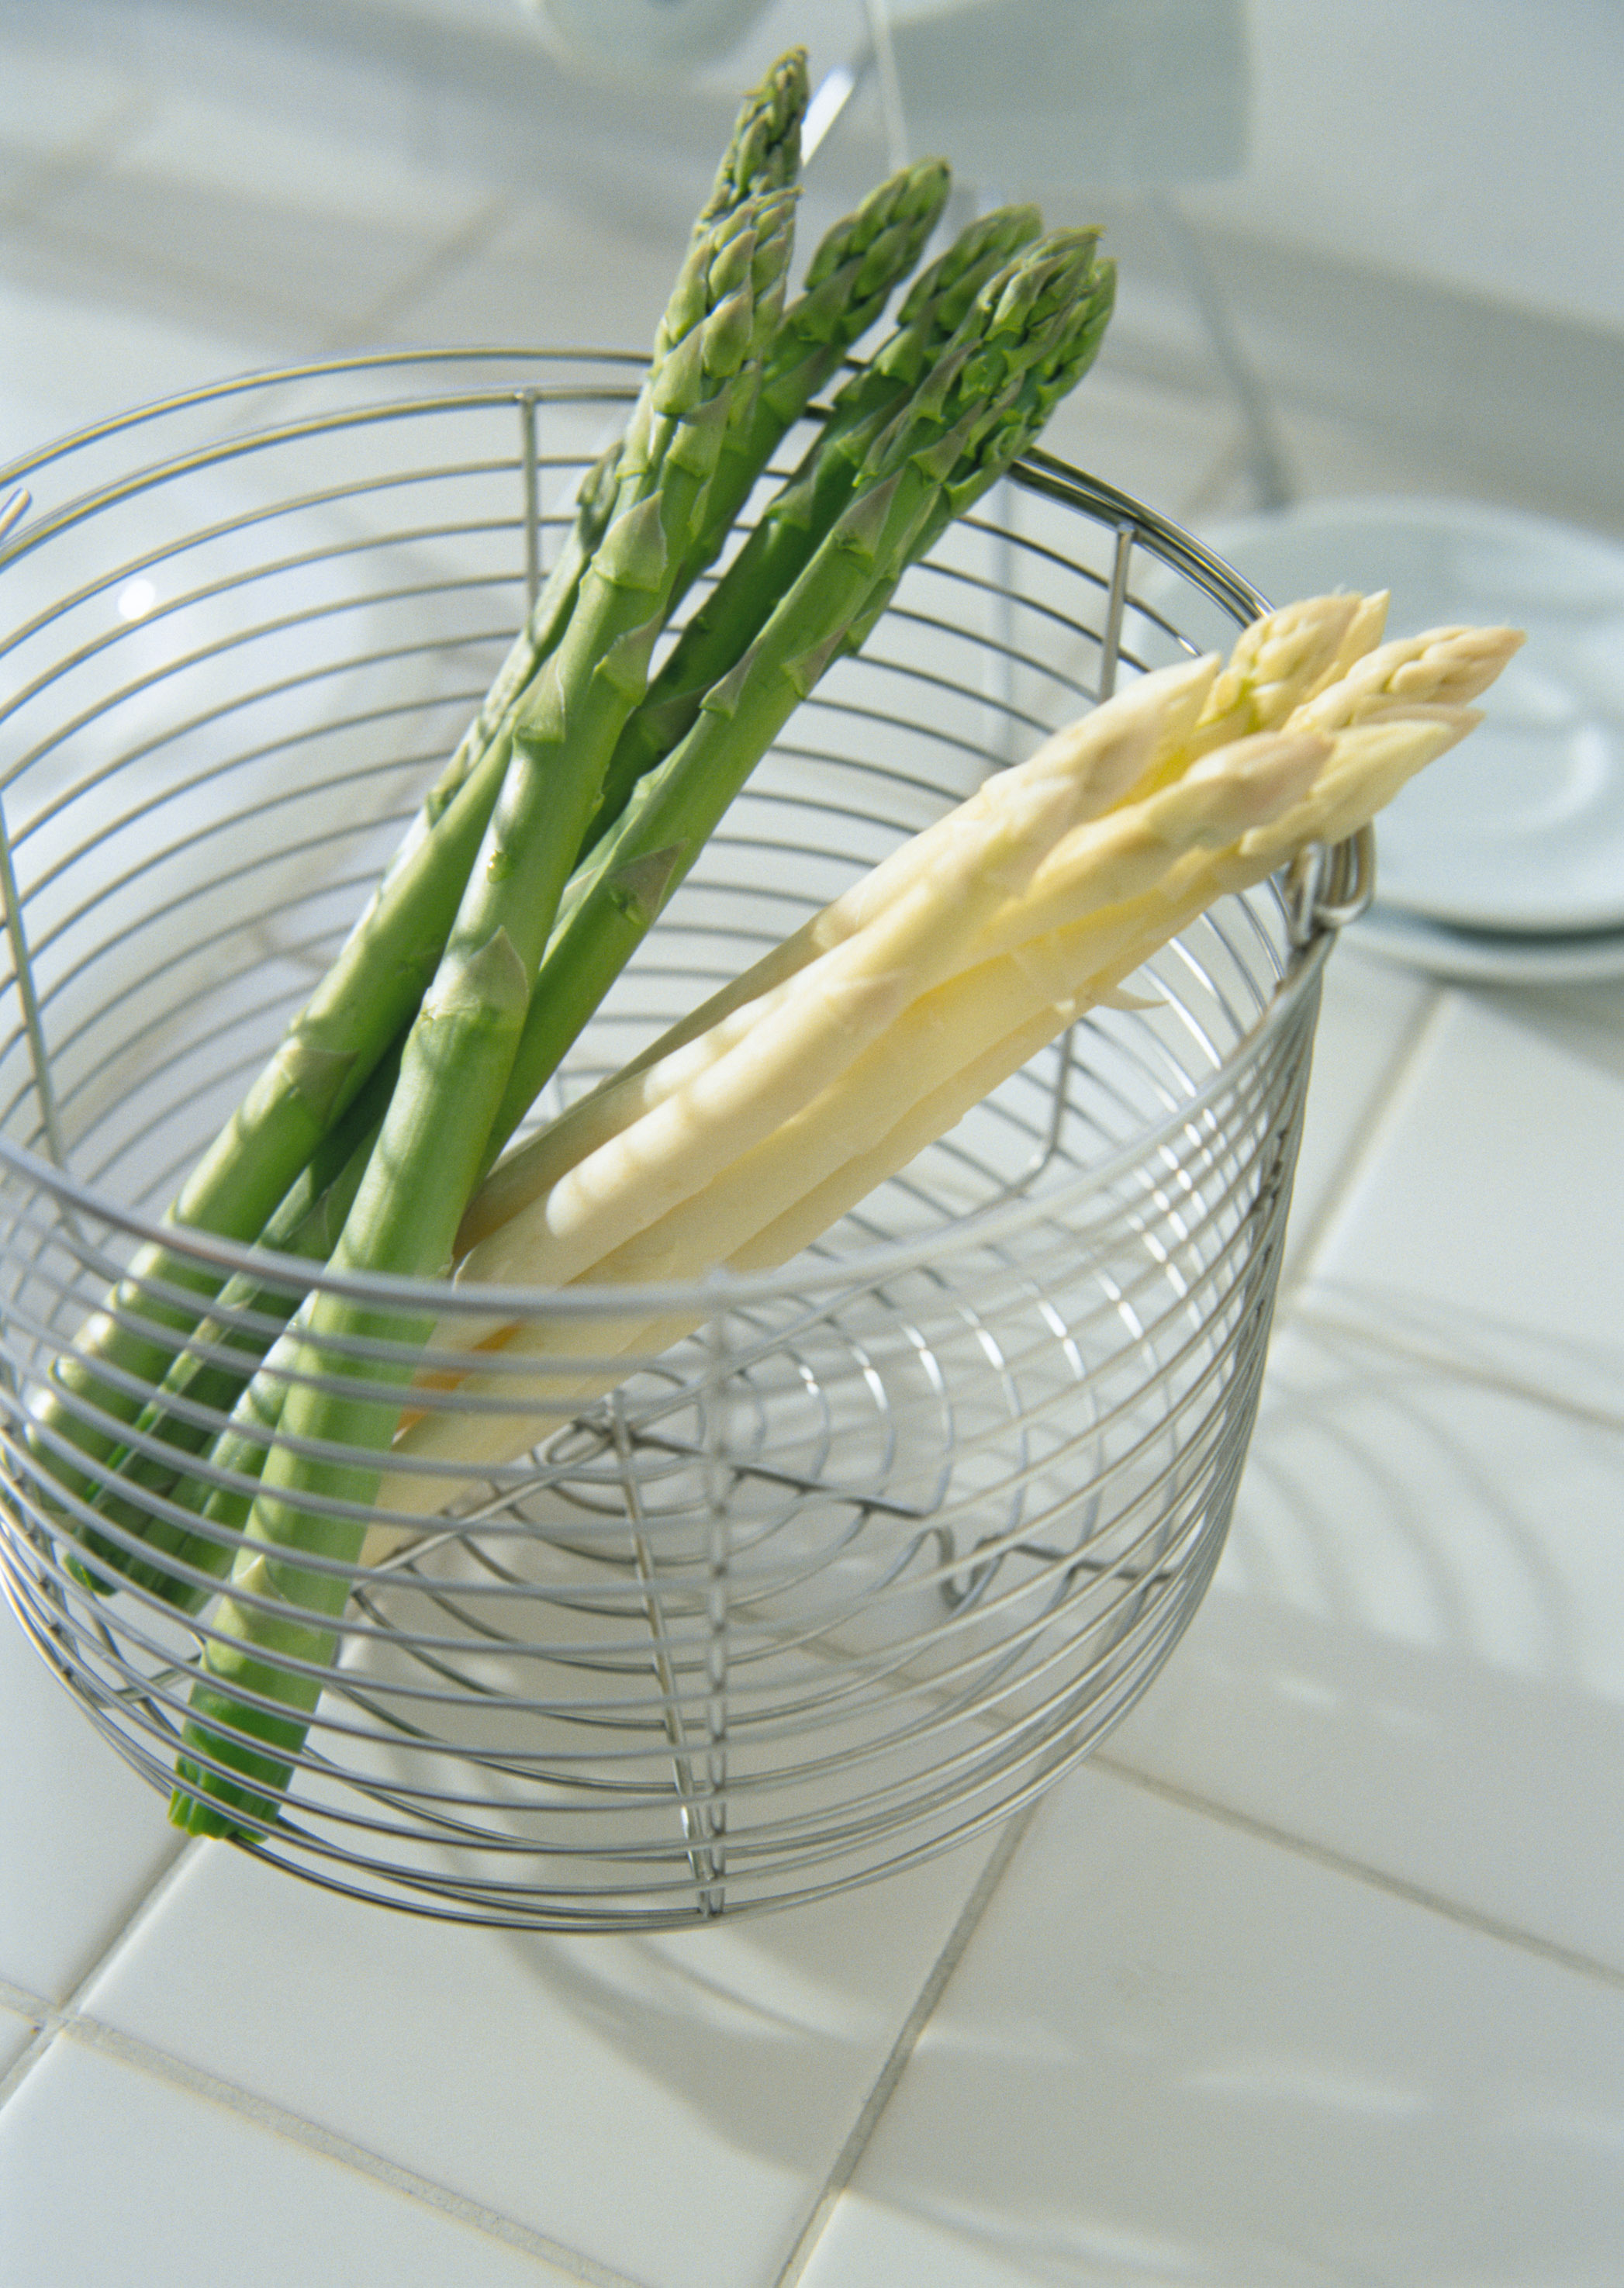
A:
[884, 0, 1249, 188]
[533, 0, 776, 77]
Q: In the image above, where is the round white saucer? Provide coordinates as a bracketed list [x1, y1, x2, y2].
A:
[1349, 901, 1624, 985]
[1201, 496, 1624, 937]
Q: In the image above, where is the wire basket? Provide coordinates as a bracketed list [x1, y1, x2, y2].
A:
[0, 351, 1363, 1929]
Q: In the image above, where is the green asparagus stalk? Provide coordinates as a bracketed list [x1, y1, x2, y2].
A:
[596, 208, 1062, 830]
[80, 230, 1101, 1621]
[666, 156, 953, 603]
[170, 185, 799, 1834]
[54, 218, 1015, 1592]
[479, 233, 1117, 1165]
[34, 724, 520, 1509]
[388, 45, 813, 869]
[32, 54, 810, 1536]
[72, 1057, 396, 1604]
[695, 45, 807, 222]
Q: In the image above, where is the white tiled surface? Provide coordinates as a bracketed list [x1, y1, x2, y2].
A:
[0, 2006, 38, 2082]
[3, 6, 1622, 2284]
[75, 1832, 1004, 2288]
[795, 1768, 1624, 2288]
[0, 1597, 183, 2004]
[0, 2034, 591, 2288]
[1300, 990, 1624, 1423]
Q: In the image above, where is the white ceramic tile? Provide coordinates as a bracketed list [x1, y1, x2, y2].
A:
[0, 1605, 183, 2004]
[1471, 974, 1624, 1095]
[0, 2002, 39, 2080]
[81, 1828, 1000, 2288]
[0, 2034, 584, 2288]
[1281, 941, 1437, 1278]
[1104, 1317, 1624, 1971]
[1298, 988, 1624, 1422]
[799, 1763, 1624, 2288]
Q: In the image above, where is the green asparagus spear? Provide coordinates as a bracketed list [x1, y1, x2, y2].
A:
[79, 218, 1072, 1601]
[388, 46, 812, 867]
[170, 187, 798, 1834]
[589, 213, 1073, 835]
[129, 255, 1123, 1623]
[36, 54, 811, 1546]
[480, 231, 1112, 1167]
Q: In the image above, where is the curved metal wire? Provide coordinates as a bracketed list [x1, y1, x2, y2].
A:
[0, 351, 1343, 1927]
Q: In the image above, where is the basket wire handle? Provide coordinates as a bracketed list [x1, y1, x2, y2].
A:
[1285, 821, 1377, 948]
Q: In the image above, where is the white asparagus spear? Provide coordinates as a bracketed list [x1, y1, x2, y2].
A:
[458, 649, 1223, 1249]
[382, 616, 1519, 1499]
[389, 724, 1339, 1479]
[458, 595, 1376, 1253]
[455, 759, 1099, 1296]
[1287, 621, 1523, 733]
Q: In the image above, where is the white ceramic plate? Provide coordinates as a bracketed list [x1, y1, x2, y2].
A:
[1349, 900, 1624, 984]
[1200, 497, 1624, 936]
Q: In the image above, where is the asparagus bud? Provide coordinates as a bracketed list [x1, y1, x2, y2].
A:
[696, 46, 807, 229]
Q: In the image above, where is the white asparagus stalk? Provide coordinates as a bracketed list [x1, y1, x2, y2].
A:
[382, 619, 1519, 1502]
[389, 724, 1336, 1481]
[458, 596, 1381, 1256]
[454, 761, 1097, 1297]
[1287, 621, 1523, 734]
[1304, 589, 1390, 702]
[365, 1305, 698, 1545]
[458, 592, 1387, 1257]
[459, 649, 1225, 1249]
[1148, 590, 1363, 790]
[727, 710, 1484, 1270]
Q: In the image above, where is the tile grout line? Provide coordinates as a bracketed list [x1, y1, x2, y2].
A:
[1275, 973, 1447, 1313]
[1, 1825, 644, 2286]
[0, 1978, 54, 2113]
[41, 2012, 653, 2288]
[1091, 1753, 1624, 1992]
[0, 1834, 203, 2115]
[769, 1804, 1044, 2288]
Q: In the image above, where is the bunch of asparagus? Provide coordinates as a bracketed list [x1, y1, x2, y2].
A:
[168, 594, 1521, 1834]
[21, 55, 1134, 1823]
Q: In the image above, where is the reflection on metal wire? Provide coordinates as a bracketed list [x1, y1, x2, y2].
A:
[0, 351, 1346, 1928]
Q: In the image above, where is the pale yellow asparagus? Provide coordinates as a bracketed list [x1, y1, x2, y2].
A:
[1138, 590, 1362, 793]
[376, 616, 1520, 1502]
[499, 714, 1465, 1305]
[382, 722, 1338, 1481]
[1311, 589, 1391, 696]
[450, 758, 1100, 1296]
[453, 713, 1325, 1313]
[458, 594, 1388, 1252]
[458, 649, 1227, 1249]
[669, 710, 1488, 1283]
[1287, 621, 1523, 734]
[967, 622, 1522, 965]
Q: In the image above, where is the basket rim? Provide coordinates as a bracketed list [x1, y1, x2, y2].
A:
[0, 346, 1329, 1317]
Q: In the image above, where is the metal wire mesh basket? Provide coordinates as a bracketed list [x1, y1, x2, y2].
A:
[0, 351, 1360, 1928]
